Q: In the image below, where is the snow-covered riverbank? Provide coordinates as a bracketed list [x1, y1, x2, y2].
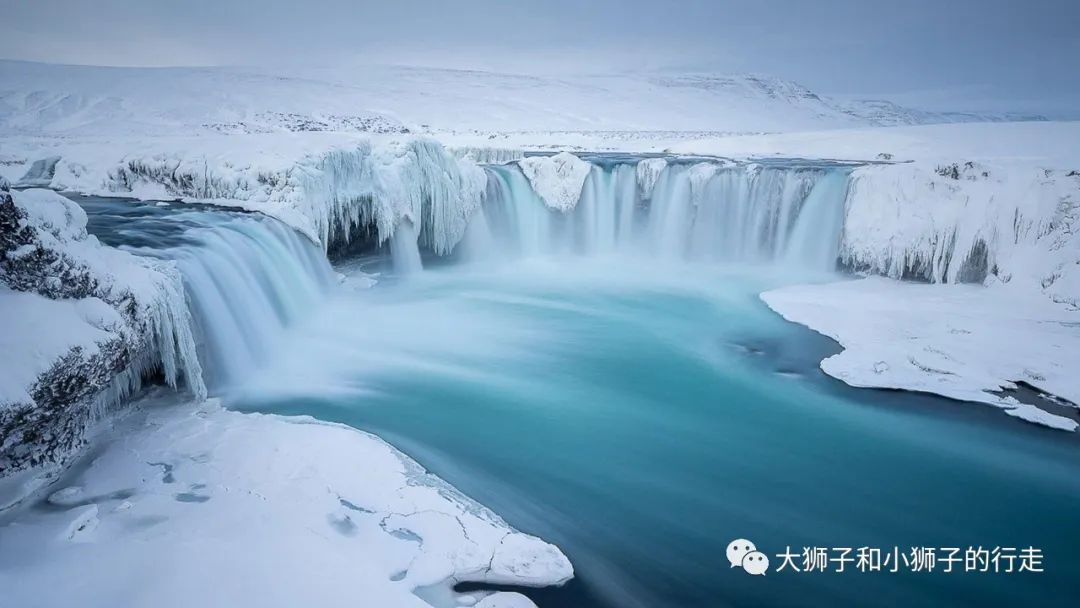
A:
[0, 397, 572, 608]
[762, 277, 1080, 430]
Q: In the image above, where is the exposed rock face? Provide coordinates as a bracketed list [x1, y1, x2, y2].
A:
[0, 189, 203, 476]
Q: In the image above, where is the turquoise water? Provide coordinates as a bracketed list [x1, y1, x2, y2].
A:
[231, 258, 1080, 607]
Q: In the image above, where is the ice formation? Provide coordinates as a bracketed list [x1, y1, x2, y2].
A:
[516, 152, 593, 212]
[839, 162, 1080, 305]
[5, 137, 1075, 303]
[299, 140, 487, 254]
[453, 146, 526, 165]
[634, 158, 667, 199]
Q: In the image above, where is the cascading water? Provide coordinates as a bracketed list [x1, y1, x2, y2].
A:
[458, 159, 851, 271]
[389, 219, 424, 276]
[163, 218, 335, 388]
[80, 198, 336, 393]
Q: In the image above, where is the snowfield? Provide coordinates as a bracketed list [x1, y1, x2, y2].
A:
[0, 398, 572, 608]
[0, 60, 1046, 137]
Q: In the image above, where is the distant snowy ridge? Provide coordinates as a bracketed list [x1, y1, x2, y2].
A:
[1, 188, 204, 474]
[835, 98, 1047, 127]
[0, 61, 1044, 137]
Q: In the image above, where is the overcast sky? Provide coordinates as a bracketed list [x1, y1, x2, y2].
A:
[2, 0, 1077, 116]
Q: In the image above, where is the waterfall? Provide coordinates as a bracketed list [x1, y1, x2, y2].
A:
[459, 160, 850, 270]
[69, 154, 851, 414]
[576, 164, 638, 255]
[482, 165, 557, 257]
[137, 214, 335, 390]
[390, 219, 424, 275]
[784, 171, 851, 270]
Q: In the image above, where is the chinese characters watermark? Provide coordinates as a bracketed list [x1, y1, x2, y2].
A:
[730, 539, 1044, 576]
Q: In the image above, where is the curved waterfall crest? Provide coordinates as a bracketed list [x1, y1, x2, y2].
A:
[452, 158, 853, 271]
[140, 215, 336, 391]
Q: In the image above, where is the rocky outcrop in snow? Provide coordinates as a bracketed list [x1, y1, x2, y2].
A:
[0, 189, 203, 476]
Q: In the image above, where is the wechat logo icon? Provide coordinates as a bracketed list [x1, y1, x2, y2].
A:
[727, 538, 769, 576]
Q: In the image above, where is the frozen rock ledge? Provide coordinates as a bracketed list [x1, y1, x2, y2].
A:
[761, 277, 1080, 431]
[517, 152, 592, 212]
[0, 399, 573, 608]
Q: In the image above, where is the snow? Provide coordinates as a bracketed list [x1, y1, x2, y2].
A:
[839, 162, 1080, 298]
[1, 61, 1035, 138]
[516, 153, 592, 212]
[0, 398, 573, 607]
[1, 189, 205, 405]
[1, 188, 206, 475]
[634, 158, 667, 199]
[762, 277, 1080, 431]
[0, 290, 119, 405]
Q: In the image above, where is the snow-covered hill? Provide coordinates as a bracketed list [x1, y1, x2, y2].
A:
[0, 61, 1043, 137]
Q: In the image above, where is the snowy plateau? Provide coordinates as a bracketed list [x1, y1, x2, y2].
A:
[0, 59, 1079, 608]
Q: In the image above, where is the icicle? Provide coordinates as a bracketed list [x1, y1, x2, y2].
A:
[299, 140, 486, 254]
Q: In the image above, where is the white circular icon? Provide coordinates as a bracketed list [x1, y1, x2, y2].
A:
[742, 550, 769, 576]
[726, 538, 757, 568]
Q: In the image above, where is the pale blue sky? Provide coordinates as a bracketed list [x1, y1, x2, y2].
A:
[1, 0, 1077, 116]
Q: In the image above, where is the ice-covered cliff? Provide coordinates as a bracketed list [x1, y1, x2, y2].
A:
[1, 137, 490, 256]
[0, 188, 203, 474]
[840, 162, 1080, 307]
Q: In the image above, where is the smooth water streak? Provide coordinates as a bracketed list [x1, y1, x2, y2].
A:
[452, 160, 851, 272]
